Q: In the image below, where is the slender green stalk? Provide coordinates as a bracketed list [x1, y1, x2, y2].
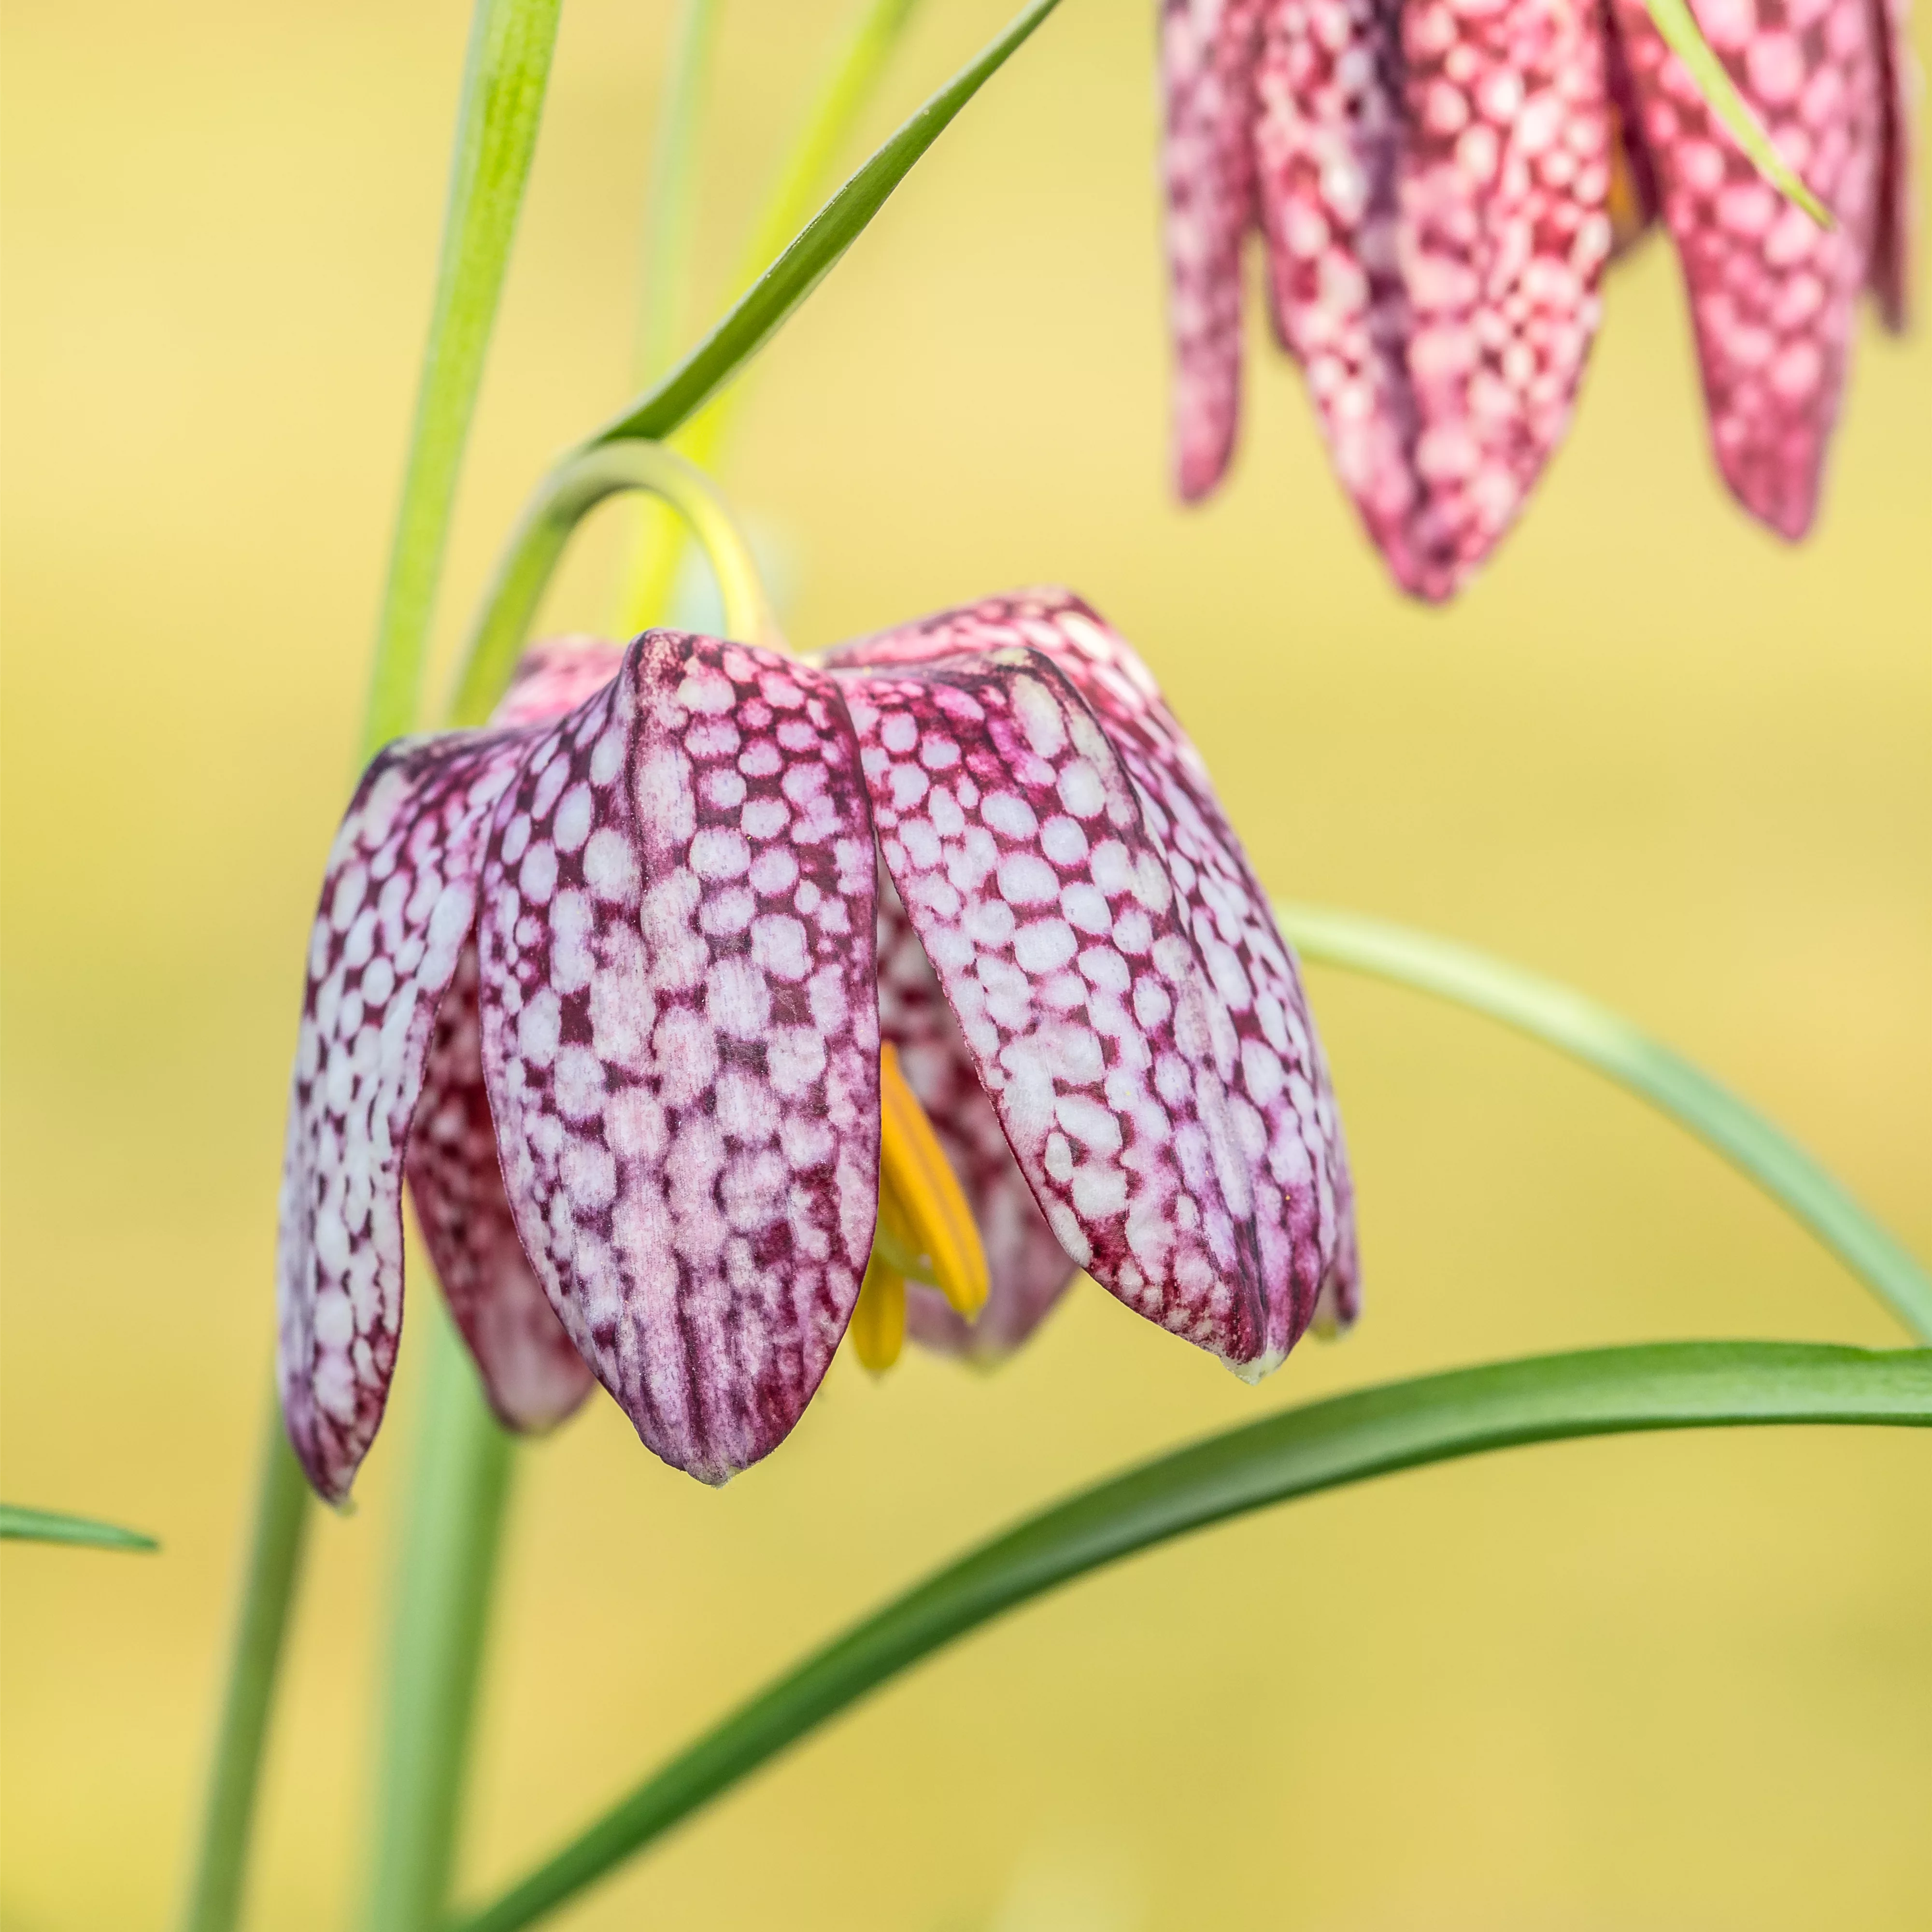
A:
[363, 0, 564, 760]
[362, 1312, 517, 1932]
[0, 1503, 157, 1550]
[181, 9, 562, 1926]
[630, 0, 722, 395]
[621, 0, 925, 630]
[448, 1340, 1931, 1932]
[1276, 904, 1932, 1343]
[177, 1402, 311, 1932]
[452, 439, 778, 728]
[615, 0, 723, 627]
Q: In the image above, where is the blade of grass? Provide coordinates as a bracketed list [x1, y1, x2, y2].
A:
[1640, 0, 1828, 225]
[587, 0, 1063, 452]
[1276, 904, 1932, 1344]
[0, 1503, 158, 1551]
[449, 1341, 1931, 1932]
[363, 0, 564, 760]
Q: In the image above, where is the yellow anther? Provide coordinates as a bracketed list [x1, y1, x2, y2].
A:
[1606, 115, 1648, 253]
[850, 1254, 907, 1374]
[877, 1042, 988, 1321]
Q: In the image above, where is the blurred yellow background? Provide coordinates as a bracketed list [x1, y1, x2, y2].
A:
[2, 1, 1928, 1927]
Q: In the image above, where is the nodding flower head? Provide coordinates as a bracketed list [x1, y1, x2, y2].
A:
[276, 591, 1358, 1500]
[1162, 0, 1914, 599]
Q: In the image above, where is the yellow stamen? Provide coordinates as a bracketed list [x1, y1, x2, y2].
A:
[876, 1042, 989, 1321]
[850, 1254, 907, 1373]
[1605, 114, 1648, 252]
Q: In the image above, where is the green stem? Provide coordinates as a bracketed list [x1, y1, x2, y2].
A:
[362, 1311, 517, 1932]
[181, 7, 562, 1925]
[363, 0, 564, 761]
[448, 1340, 1932, 1932]
[1275, 904, 1932, 1343]
[622, 0, 925, 630]
[176, 1401, 311, 1932]
[614, 0, 723, 628]
[449, 439, 779, 727]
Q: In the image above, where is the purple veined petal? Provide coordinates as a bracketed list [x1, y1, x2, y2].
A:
[832, 612, 1274, 1370]
[1253, 0, 1612, 600]
[1164, 0, 1266, 500]
[276, 727, 538, 1502]
[1610, 0, 1892, 537]
[1866, 0, 1914, 329]
[476, 632, 881, 1484]
[493, 635, 627, 729]
[876, 875, 1079, 1356]
[828, 590, 1359, 1362]
[406, 941, 596, 1432]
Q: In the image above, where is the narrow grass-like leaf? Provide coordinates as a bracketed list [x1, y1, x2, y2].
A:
[1277, 904, 1932, 1343]
[449, 1342, 1930, 1932]
[0, 1503, 158, 1551]
[362, 0, 564, 761]
[1640, 0, 1827, 224]
[587, 0, 1064, 450]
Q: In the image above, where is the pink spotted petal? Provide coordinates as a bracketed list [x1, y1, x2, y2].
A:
[1611, 0, 1893, 536]
[276, 727, 536, 1502]
[829, 593, 1356, 1372]
[1866, 0, 1914, 329]
[477, 633, 881, 1484]
[406, 942, 595, 1432]
[493, 635, 627, 729]
[1253, 0, 1612, 599]
[1164, 0, 1266, 498]
[877, 876, 1079, 1356]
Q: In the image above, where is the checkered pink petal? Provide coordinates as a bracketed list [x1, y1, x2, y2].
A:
[1165, 0, 1265, 498]
[492, 634, 626, 729]
[1611, 0, 1898, 536]
[1253, 0, 1613, 600]
[828, 591, 1356, 1371]
[406, 941, 595, 1432]
[1867, 0, 1914, 328]
[276, 727, 536, 1502]
[876, 876, 1079, 1355]
[477, 634, 881, 1484]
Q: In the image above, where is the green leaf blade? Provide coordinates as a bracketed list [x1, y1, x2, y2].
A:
[450, 1342, 1931, 1932]
[1640, 0, 1829, 224]
[588, 0, 1065, 452]
[0, 1502, 158, 1551]
[1277, 904, 1932, 1344]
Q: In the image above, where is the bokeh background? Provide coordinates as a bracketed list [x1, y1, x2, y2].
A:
[2, 1, 1928, 1927]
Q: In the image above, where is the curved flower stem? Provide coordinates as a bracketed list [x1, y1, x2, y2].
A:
[362, 1311, 517, 1932]
[447, 438, 780, 726]
[447, 1340, 1932, 1932]
[620, 0, 925, 631]
[1275, 903, 1932, 1343]
[362, 0, 564, 759]
[177, 1400, 311, 1932]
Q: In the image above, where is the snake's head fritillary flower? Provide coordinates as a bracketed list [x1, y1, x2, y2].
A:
[277, 592, 1357, 1500]
[1163, 0, 1915, 599]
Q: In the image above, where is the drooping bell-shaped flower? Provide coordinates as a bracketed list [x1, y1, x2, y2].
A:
[277, 592, 1358, 1500]
[1162, 0, 1915, 599]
